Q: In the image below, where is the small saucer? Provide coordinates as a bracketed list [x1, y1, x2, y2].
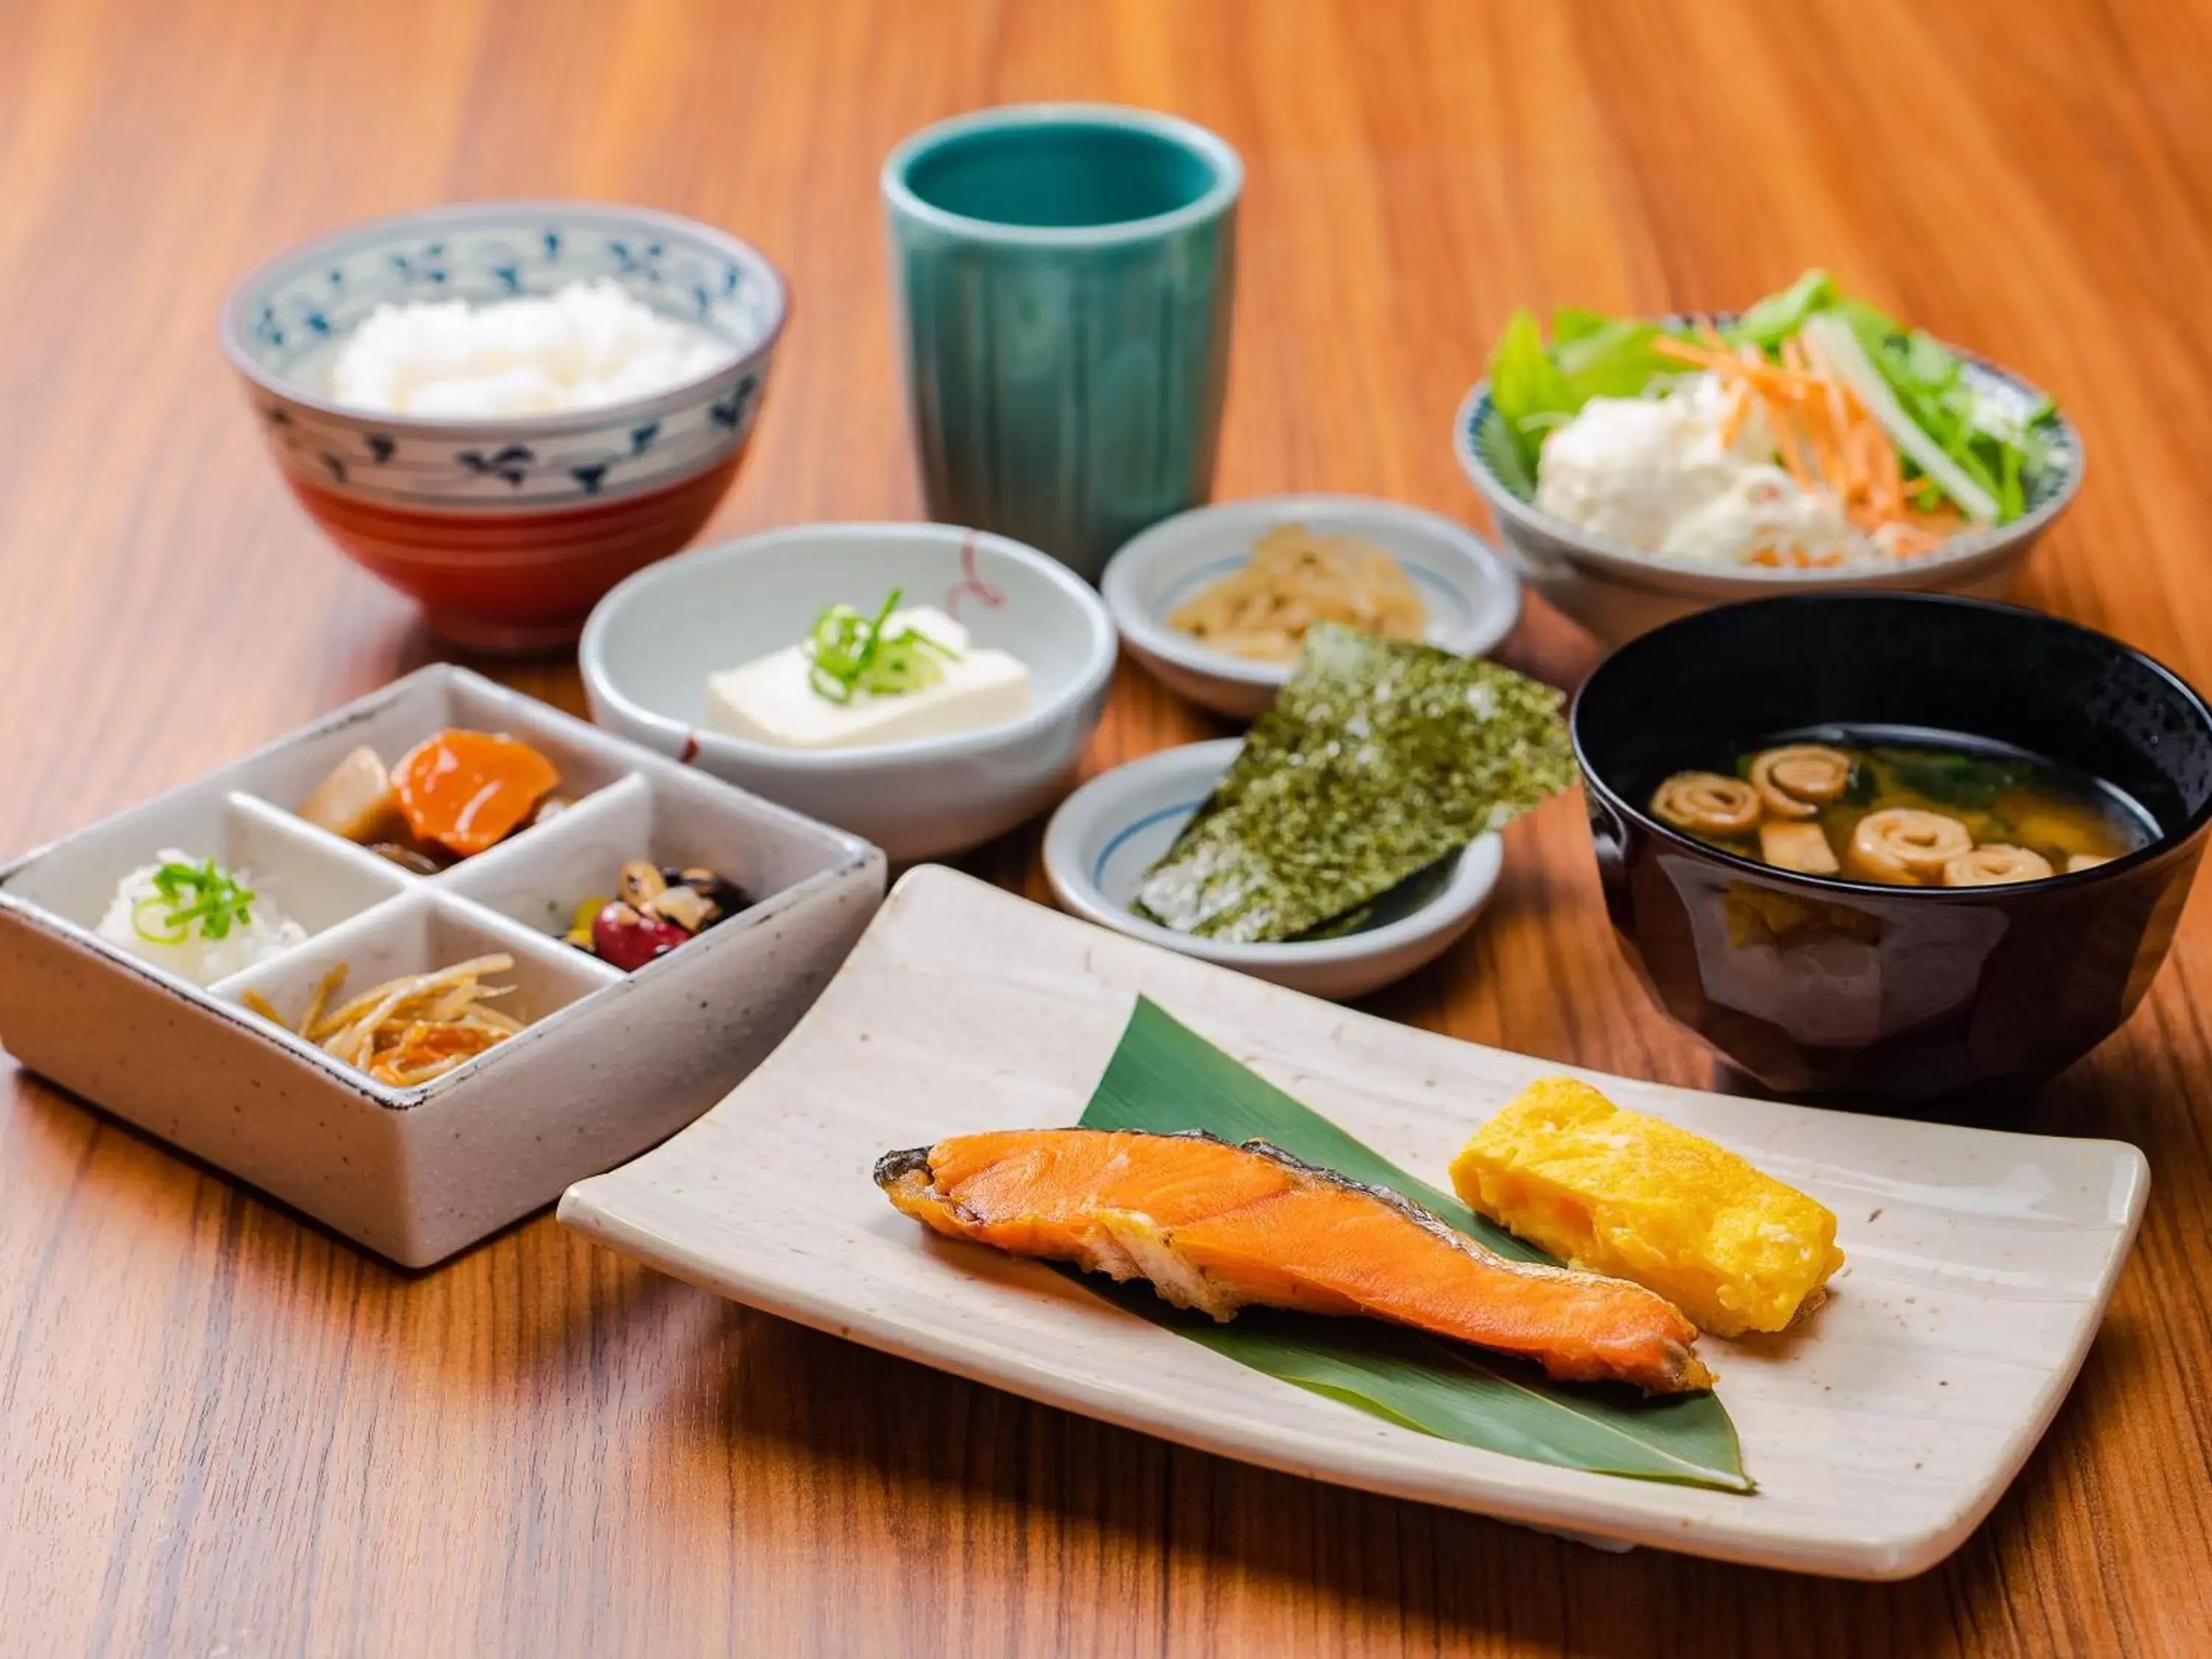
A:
[1041, 738, 1500, 1001]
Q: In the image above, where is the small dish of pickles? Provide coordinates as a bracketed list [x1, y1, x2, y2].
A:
[560, 859, 751, 971]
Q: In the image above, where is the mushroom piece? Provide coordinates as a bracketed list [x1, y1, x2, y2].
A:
[368, 842, 445, 876]
[1943, 844, 2056, 887]
[1759, 820, 1840, 876]
[649, 883, 717, 933]
[1652, 772, 1762, 837]
[617, 859, 667, 911]
[1846, 808, 1974, 885]
[1747, 745, 1853, 821]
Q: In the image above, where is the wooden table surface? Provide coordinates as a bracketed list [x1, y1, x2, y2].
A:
[5, 1, 2211, 1653]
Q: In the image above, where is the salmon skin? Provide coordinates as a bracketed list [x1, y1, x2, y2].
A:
[874, 1128, 1714, 1394]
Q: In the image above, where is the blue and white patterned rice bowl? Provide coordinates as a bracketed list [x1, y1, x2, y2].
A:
[220, 200, 789, 650]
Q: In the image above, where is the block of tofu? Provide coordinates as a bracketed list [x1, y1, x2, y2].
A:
[1449, 1077, 1844, 1337]
[704, 606, 1032, 750]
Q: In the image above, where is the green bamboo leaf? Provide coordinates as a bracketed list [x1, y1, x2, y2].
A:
[1074, 997, 1752, 1492]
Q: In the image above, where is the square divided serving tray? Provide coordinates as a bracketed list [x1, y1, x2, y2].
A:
[0, 665, 884, 1266]
[561, 866, 2148, 1579]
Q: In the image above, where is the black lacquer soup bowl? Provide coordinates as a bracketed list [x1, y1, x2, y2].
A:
[1571, 594, 2212, 1105]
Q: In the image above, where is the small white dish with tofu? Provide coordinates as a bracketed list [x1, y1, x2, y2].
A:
[582, 523, 1116, 861]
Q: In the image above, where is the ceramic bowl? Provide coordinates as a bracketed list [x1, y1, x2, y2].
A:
[580, 522, 1118, 862]
[1573, 593, 2212, 1106]
[0, 665, 883, 1267]
[1042, 739, 1502, 1000]
[1100, 494, 1523, 718]
[1452, 342, 2083, 647]
[220, 201, 790, 653]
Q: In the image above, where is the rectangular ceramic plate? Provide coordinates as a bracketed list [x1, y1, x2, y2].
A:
[0, 665, 884, 1265]
[559, 866, 2147, 1579]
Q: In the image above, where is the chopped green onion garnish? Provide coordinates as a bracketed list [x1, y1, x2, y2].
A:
[131, 858, 257, 945]
[802, 587, 960, 705]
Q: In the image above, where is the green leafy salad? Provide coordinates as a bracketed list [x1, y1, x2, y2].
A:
[1478, 270, 2069, 568]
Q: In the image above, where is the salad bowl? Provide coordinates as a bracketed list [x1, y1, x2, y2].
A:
[1453, 291, 2083, 646]
[222, 201, 789, 652]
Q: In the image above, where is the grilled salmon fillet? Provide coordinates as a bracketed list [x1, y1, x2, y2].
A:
[874, 1128, 1714, 1394]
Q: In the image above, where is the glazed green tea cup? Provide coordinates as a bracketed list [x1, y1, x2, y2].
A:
[882, 103, 1241, 582]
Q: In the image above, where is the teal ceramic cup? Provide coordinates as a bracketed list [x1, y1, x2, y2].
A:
[883, 104, 1242, 582]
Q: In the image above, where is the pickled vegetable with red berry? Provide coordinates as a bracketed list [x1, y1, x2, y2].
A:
[565, 860, 749, 970]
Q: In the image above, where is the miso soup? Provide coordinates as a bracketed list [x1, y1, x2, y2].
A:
[1649, 726, 2154, 887]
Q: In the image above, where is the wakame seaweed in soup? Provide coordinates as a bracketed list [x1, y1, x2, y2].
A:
[1649, 726, 2154, 888]
[1133, 625, 1576, 942]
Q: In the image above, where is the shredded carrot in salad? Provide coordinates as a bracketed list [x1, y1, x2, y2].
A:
[1652, 329, 1959, 561]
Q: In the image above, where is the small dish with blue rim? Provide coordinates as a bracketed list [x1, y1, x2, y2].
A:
[1041, 738, 1503, 1000]
[1100, 495, 1521, 720]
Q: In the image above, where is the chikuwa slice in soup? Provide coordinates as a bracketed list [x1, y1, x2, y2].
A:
[1649, 727, 2154, 887]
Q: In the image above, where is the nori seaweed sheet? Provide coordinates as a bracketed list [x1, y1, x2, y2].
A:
[1133, 625, 1575, 942]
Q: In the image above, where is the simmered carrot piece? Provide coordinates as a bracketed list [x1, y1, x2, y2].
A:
[391, 729, 560, 855]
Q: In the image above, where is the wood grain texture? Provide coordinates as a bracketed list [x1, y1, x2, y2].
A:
[1, 0, 2207, 1652]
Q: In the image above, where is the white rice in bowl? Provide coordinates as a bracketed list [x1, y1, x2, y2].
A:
[329, 279, 734, 417]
